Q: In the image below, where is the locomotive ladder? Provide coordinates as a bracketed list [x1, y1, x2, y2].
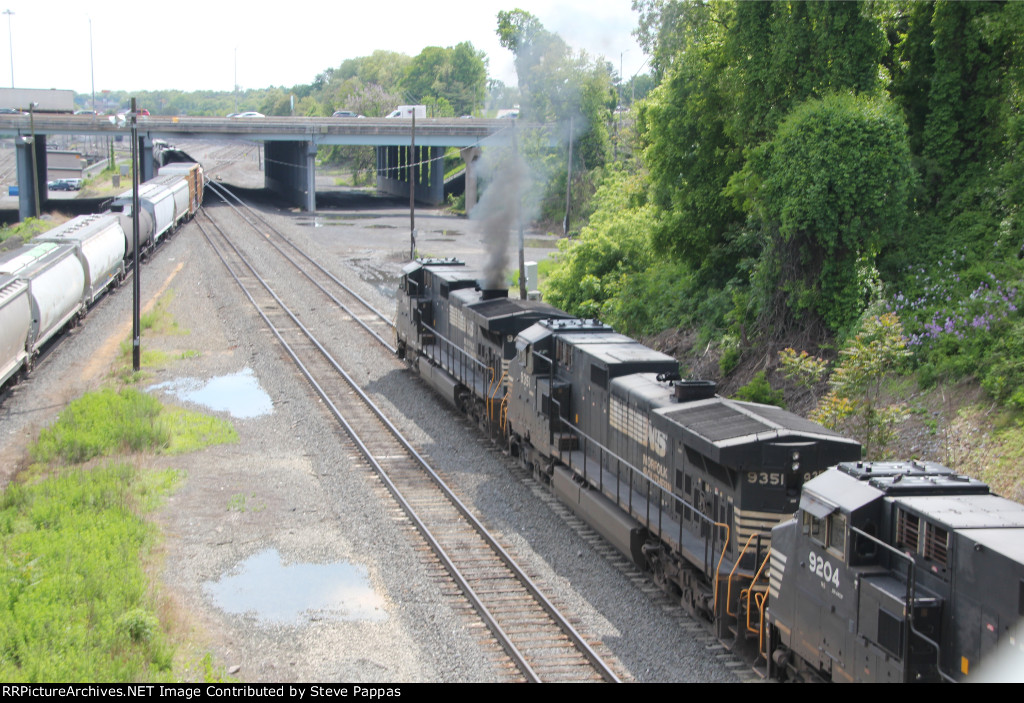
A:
[195, 205, 622, 683]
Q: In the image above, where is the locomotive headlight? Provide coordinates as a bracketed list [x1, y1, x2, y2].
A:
[792, 462, 800, 471]
[792, 451, 801, 461]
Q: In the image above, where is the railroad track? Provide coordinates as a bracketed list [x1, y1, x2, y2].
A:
[205, 180, 395, 351]
[195, 194, 623, 683]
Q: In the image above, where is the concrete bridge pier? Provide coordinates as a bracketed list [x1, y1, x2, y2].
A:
[15, 134, 47, 220]
[460, 146, 481, 215]
[265, 140, 317, 211]
[376, 145, 445, 206]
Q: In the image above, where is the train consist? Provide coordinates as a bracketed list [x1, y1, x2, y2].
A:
[0, 162, 203, 390]
[396, 257, 1024, 682]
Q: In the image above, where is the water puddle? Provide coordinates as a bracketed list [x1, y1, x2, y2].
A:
[203, 549, 387, 624]
[149, 367, 272, 418]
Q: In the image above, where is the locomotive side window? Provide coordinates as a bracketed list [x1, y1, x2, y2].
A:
[803, 511, 826, 546]
[803, 509, 847, 560]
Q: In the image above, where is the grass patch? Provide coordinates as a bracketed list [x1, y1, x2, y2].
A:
[0, 462, 178, 681]
[113, 342, 171, 383]
[227, 493, 264, 512]
[141, 291, 186, 336]
[0, 386, 237, 681]
[0, 217, 59, 248]
[161, 406, 238, 455]
[31, 388, 170, 464]
[31, 388, 237, 464]
[111, 289, 192, 382]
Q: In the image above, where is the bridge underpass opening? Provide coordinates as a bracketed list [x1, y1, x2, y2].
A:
[376, 145, 445, 206]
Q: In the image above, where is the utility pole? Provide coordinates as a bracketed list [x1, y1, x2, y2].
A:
[89, 18, 95, 115]
[409, 110, 416, 260]
[130, 98, 141, 372]
[563, 117, 574, 237]
[3, 10, 12, 88]
[515, 123, 525, 300]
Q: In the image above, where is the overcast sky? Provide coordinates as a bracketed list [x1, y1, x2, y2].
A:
[0, 1, 648, 96]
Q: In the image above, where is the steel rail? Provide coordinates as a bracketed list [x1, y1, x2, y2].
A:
[206, 179, 393, 330]
[195, 206, 620, 683]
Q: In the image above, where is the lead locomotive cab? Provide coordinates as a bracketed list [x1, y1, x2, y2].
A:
[767, 461, 1024, 682]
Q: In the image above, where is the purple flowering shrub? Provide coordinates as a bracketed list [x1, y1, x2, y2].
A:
[887, 256, 1024, 402]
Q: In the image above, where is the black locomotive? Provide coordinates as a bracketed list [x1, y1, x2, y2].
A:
[767, 460, 1024, 682]
[396, 258, 1024, 682]
[396, 259, 860, 640]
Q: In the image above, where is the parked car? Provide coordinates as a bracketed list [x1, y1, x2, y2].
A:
[48, 180, 73, 191]
[0, 107, 27, 116]
[332, 110, 364, 118]
[230, 111, 265, 118]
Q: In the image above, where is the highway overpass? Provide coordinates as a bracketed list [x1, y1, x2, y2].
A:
[0, 114, 537, 218]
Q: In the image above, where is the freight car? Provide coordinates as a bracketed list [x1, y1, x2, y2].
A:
[395, 258, 862, 646]
[767, 460, 1024, 682]
[0, 162, 204, 393]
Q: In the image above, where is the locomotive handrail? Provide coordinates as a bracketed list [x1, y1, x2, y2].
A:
[548, 410, 726, 580]
[740, 548, 771, 644]
[486, 369, 507, 421]
[725, 530, 769, 623]
[421, 321, 489, 371]
[751, 549, 772, 658]
[421, 321, 487, 401]
[500, 390, 510, 432]
[712, 522, 731, 617]
[849, 524, 955, 683]
[485, 366, 496, 419]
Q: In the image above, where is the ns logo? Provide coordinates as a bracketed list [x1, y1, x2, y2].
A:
[648, 424, 667, 457]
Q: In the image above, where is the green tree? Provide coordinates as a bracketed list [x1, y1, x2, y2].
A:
[402, 43, 487, 116]
[742, 93, 914, 335]
[638, 3, 744, 283]
[543, 169, 655, 319]
[724, 0, 885, 148]
[811, 313, 911, 459]
[335, 51, 411, 93]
